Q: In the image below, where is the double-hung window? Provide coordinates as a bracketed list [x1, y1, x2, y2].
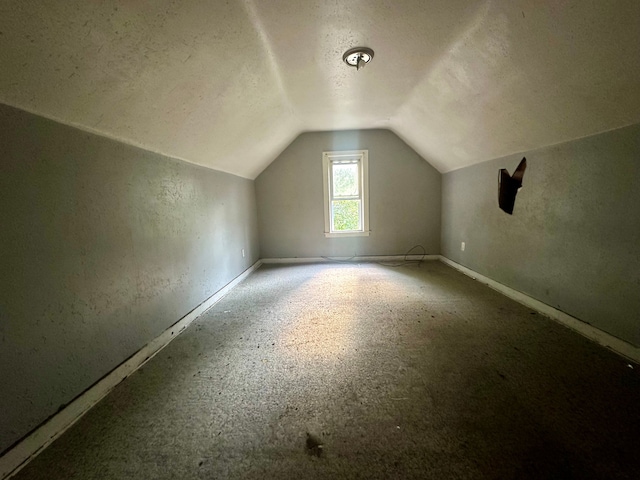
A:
[322, 150, 369, 237]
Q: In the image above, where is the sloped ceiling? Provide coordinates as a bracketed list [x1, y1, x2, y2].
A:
[1, 1, 639, 179]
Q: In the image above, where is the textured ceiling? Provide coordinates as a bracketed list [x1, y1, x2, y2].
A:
[1, 1, 639, 179]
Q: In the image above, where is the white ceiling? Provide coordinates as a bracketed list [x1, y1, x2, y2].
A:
[1, 1, 639, 179]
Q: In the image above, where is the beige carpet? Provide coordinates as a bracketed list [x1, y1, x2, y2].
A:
[12, 261, 640, 479]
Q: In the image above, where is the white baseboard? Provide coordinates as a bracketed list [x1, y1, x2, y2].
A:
[0, 260, 262, 480]
[261, 254, 440, 264]
[439, 256, 640, 364]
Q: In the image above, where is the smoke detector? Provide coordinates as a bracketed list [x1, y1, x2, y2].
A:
[343, 47, 374, 70]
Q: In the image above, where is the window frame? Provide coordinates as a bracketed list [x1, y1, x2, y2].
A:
[322, 149, 370, 238]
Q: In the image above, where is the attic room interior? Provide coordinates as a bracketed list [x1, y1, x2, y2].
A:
[1, 1, 639, 478]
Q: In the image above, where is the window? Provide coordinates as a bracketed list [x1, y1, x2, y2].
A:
[322, 150, 369, 237]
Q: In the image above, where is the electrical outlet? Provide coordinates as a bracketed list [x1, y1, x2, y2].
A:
[242, 249, 245, 258]
[461, 242, 465, 251]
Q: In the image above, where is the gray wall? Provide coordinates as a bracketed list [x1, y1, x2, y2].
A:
[256, 129, 441, 258]
[0, 104, 259, 454]
[442, 123, 640, 346]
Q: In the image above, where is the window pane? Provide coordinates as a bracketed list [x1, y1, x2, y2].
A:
[332, 200, 361, 231]
[332, 163, 359, 197]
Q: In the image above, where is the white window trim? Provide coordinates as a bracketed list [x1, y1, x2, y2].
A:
[322, 150, 370, 238]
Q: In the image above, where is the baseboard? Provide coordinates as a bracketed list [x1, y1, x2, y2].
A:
[0, 260, 262, 480]
[439, 256, 640, 364]
[261, 255, 440, 264]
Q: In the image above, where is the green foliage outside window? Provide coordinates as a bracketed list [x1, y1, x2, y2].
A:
[332, 200, 361, 231]
[332, 164, 359, 196]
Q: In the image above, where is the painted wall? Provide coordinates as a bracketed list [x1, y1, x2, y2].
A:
[0, 104, 259, 454]
[441, 123, 640, 346]
[256, 129, 441, 258]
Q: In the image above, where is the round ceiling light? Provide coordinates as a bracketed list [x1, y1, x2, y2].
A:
[343, 47, 374, 70]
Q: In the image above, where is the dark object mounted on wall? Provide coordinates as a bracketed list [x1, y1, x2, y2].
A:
[498, 157, 527, 214]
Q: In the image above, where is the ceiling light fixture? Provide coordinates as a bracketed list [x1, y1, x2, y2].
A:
[343, 47, 374, 70]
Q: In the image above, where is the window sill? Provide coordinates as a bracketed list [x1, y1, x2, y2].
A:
[324, 231, 370, 238]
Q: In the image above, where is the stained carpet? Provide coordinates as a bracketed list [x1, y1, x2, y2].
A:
[12, 261, 640, 479]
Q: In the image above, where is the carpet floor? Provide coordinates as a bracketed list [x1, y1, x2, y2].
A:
[11, 261, 640, 479]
